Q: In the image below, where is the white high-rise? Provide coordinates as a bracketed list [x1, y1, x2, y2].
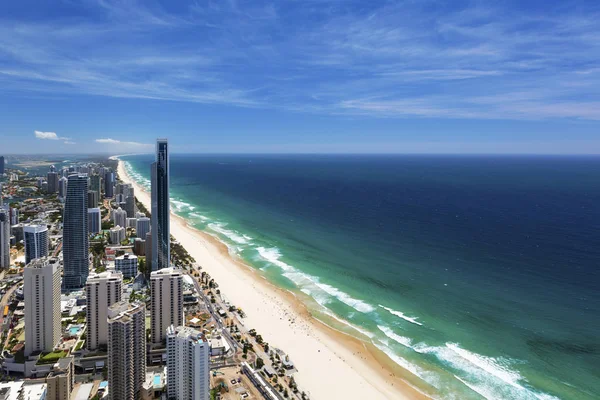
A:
[24, 225, 49, 265]
[88, 208, 101, 234]
[86, 271, 123, 350]
[166, 325, 210, 400]
[150, 268, 183, 344]
[0, 209, 9, 269]
[113, 207, 127, 229]
[107, 301, 146, 400]
[24, 257, 61, 356]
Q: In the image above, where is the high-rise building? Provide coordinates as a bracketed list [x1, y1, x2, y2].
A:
[125, 194, 135, 218]
[166, 325, 210, 400]
[136, 217, 150, 239]
[126, 218, 137, 229]
[0, 156, 4, 175]
[47, 171, 59, 194]
[109, 226, 126, 244]
[113, 207, 127, 229]
[107, 301, 146, 400]
[115, 253, 138, 279]
[87, 190, 99, 208]
[133, 238, 146, 256]
[145, 231, 152, 272]
[135, 212, 146, 219]
[58, 177, 68, 199]
[104, 171, 115, 198]
[90, 174, 103, 199]
[150, 267, 183, 344]
[24, 257, 61, 356]
[0, 209, 10, 269]
[24, 225, 49, 265]
[86, 271, 123, 350]
[46, 356, 75, 400]
[88, 208, 101, 234]
[63, 174, 89, 290]
[151, 138, 170, 271]
[9, 207, 19, 225]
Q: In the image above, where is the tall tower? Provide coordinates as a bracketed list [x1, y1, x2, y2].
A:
[151, 138, 170, 271]
[0, 156, 5, 175]
[104, 171, 115, 198]
[107, 301, 146, 400]
[86, 271, 123, 350]
[150, 267, 183, 345]
[0, 209, 10, 269]
[24, 257, 62, 356]
[47, 170, 59, 194]
[24, 225, 49, 265]
[63, 174, 89, 290]
[166, 325, 210, 400]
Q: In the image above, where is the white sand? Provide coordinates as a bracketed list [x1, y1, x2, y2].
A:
[117, 159, 419, 400]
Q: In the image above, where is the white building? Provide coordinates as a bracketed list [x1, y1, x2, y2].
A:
[109, 226, 126, 244]
[150, 268, 183, 345]
[24, 257, 61, 356]
[126, 217, 137, 229]
[58, 177, 68, 199]
[166, 325, 210, 400]
[107, 301, 146, 400]
[135, 217, 150, 239]
[24, 225, 49, 265]
[112, 207, 127, 230]
[115, 253, 138, 279]
[88, 208, 101, 234]
[86, 271, 123, 350]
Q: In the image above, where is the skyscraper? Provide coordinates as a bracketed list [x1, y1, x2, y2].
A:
[107, 301, 146, 400]
[104, 171, 115, 198]
[58, 176, 68, 199]
[0, 156, 5, 175]
[24, 225, 49, 265]
[87, 190, 99, 208]
[113, 207, 127, 229]
[125, 193, 135, 218]
[151, 138, 170, 271]
[0, 209, 9, 269]
[24, 257, 62, 356]
[136, 217, 150, 239]
[166, 325, 210, 400]
[150, 267, 183, 344]
[90, 174, 103, 200]
[47, 170, 59, 194]
[63, 174, 89, 290]
[88, 208, 101, 234]
[86, 271, 123, 350]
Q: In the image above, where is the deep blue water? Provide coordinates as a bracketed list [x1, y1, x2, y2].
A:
[123, 154, 600, 399]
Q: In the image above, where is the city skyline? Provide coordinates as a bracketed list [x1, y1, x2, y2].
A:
[1, 0, 599, 154]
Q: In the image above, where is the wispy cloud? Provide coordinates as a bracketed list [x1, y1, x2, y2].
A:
[96, 138, 153, 147]
[1, 0, 600, 121]
[34, 130, 74, 143]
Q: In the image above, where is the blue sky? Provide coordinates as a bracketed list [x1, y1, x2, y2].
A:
[1, 0, 599, 154]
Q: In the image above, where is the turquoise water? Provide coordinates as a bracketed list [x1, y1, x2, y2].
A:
[123, 154, 600, 399]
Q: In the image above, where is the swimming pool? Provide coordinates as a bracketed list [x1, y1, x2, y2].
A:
[153, 375, 161, 386]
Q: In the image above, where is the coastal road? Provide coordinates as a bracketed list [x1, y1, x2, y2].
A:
[0, 282, 19, 327]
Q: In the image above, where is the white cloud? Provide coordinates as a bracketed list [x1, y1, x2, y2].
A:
[95, 138, 153, 147]
[64, 141, 76, 145]
[34, 130, 59, 140]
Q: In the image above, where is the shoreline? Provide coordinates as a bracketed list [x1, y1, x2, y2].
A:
[117, 157, 428, 400]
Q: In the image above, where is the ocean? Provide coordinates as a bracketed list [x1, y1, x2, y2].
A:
[122, 154, 600, 399]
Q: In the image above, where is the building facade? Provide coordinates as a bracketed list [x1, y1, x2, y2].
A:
[150, 267, 183, 344]
[63, 174, 89, 289]
[151, 138, 170, 271]
[24, 225, 49, 265]
[166, 325, 210, 400]
[115, 254, 138, 279]
[104, 171, 115, 198]
[109, 226, 126, 244]
[47, 171, 59, 194]
[86, 271, 123, 350]
[135, 217, 150, 239]
[58, 177, 68, 199]
[0, 209, 9, 269]
[45, 356, 75, 400]
[87, 190, 99, 208]
[113, 207, 127, 230]
[24, 257, 62, 356]
[88, 208, 101, 234]
[107, 301, 146, 400]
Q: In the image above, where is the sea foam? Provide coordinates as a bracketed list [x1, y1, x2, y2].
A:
[377, 325, 413, 348]
[208, 223, 252, 245]
[379, 304, 423, 326]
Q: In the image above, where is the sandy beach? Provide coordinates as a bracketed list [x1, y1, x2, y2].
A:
[117, 158, 426, 400]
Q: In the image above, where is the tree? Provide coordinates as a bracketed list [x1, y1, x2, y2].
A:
[256, 357, 264, 369]
[138, 257, 146, 275]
